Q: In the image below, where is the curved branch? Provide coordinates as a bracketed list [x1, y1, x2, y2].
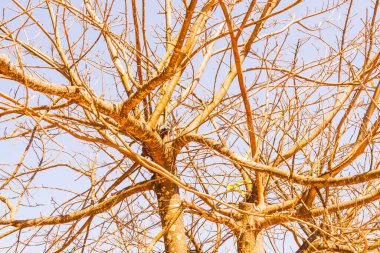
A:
[0, 52, 164, 159]
[179, 134, 380, 188]
[262, 186, 380, 227]
[0, 180, 154, 229]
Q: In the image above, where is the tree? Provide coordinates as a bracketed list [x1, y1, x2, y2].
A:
[0, 0, 379, 252]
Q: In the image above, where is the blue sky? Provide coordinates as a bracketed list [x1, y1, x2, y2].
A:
[0, 0, 378, 252]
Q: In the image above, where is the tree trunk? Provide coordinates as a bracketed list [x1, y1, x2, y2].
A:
[154, 178, 187, 253]
[237, 202, 265, 253]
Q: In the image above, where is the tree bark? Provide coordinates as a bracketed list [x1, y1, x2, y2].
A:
[154, 179, 187, 253]
[147, 133, 188, 253]
[237, 202, 265, 253]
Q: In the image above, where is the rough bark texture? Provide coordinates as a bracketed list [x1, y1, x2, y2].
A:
[237, 202, 265, 253]
[155, 179, 187, 253]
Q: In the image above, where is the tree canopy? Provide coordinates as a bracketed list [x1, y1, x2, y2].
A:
[0, 0, 379, 252]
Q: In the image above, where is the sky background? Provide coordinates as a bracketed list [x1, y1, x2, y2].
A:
[0, 0, 377, 252]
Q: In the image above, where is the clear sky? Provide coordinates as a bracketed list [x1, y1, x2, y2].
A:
[0, 0, 377, 252]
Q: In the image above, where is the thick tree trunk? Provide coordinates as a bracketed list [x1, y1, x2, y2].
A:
[237, 202, 265, 253]
[148, 137, 188, 253]
[154, 178, 187, 253]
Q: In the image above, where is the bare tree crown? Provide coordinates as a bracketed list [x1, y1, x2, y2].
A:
[0, 0, 379, 252]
